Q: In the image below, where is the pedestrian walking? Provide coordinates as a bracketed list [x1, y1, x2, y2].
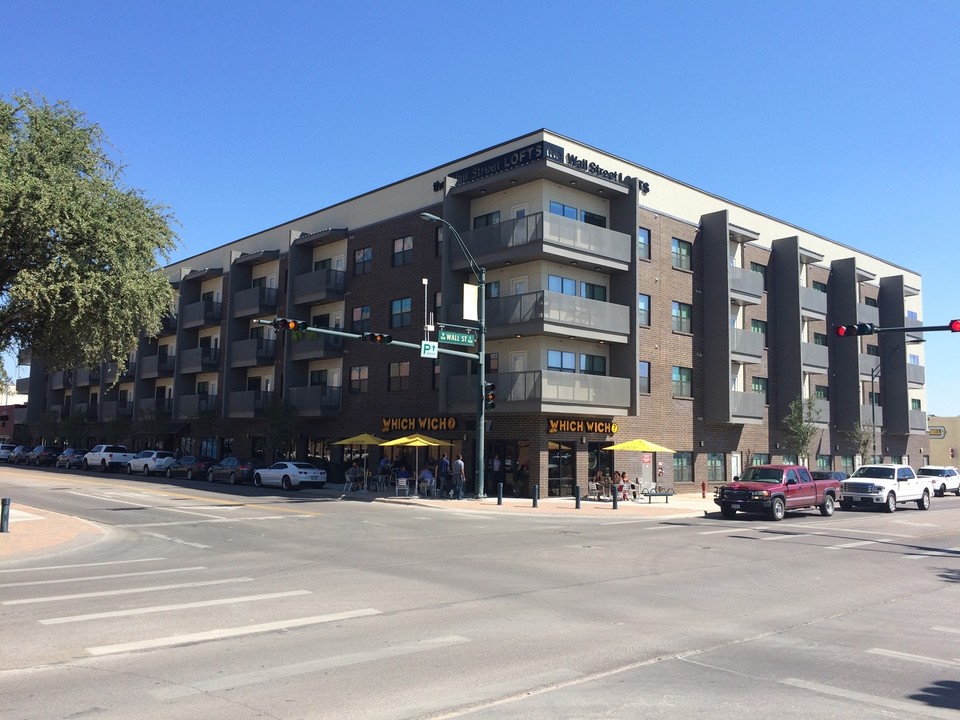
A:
[438, 453, 450, 499]
[453, 454, 465, 500]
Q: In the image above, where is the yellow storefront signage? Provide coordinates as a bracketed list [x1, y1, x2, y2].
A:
[929, 425, 946, 440]
[381, 417, 458, 433]
[547, 419, 618, 435]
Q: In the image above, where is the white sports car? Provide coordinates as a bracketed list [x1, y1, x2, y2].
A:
[253, 462, 327, 490]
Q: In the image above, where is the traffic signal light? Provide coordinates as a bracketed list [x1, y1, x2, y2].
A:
[835, 322, 875, 337]
[273, 318, 306, 332]
[483, 381, 496, 410]
[950, 319, 960, 332]
[361, 332, 393, 344]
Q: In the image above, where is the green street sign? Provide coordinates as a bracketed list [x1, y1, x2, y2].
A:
[439, 328, 476, 346]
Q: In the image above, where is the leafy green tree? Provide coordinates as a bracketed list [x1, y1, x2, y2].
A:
[262, 398, 299, 462]
[59, 410, 88, 447]
[782, 396, 822, 463]
[0, 94, 177, 372]
[846, 422, 874, 460]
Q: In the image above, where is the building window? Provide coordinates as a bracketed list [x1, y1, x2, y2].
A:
[911, 398, 922, 410]
[816, 454, 831, 470]
[548, 275, 577, 296]
[783, 453, 799, 465]
[351, 305, 371, 334]
[707, 453, 725, 483]
[581, 210, 606, 228]
[434, 226, 442, 256]
[674, 452, 693, 482]
[432, 360, 440, 390]
[864, 296, 878, 307]
[349, 366, 368, 394]
[751, 319, 768, 346]
[638, 361, 651, 394]
[548, 350, 576, 373]
[839, 455, 855, 475]
[753, 453, 771, 465]
[908, 353, 920, 365]
[672, 301, 692, 333]
[672, 238, 692, 271]
[389, 361, 410, 392]
[750, 262, 767, 291]
[309, 369, 328, 387]
[392, 236, 413, 267]
[390, 298, 412, 329]
[354, 247, 372, 275]
[672, 366, 692, 397]
[815, 385, 829, 400]
[868, 390, 881, 406]
[581, 282, 606, 301]
[638, 294, 651, 327]
[866, 344, 879, 357]
[813, 280, 828, 293]
[473, 211, 500, 229]
[486, 351, 499, 374]
[486, 281, 500, 299]
[549, 201, 577, 219]
[313, 258, 331, 272]
[434, 290, 442, 309]
[638, 226, 651, 261]
[580, 354, 606, 376]
[814, 332, 828, 346]
[752, 376, 768, 404]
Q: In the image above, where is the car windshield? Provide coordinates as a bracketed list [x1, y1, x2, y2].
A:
[852, 466, 895, 479]
[739, 467, 784, 483]
[292, 463, 316, 470]
[918, 467, 945, 476]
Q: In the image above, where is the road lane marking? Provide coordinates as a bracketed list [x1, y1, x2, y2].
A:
[2, 577, 253, 605]
[819, 527, 913, 538]
[782, 678, 959, 719]
[87, 608, 382, 656]
[931, 626, 960, 635]
[116, 516, 293, 528]
[152, 634, 469, 699]
[825, 539, 890, 550]
[0, 566, 206, 588]
[0, 558, 166, 574]
[141, 532, 211, 548]
[40, 590, 312, 625]
[760, 532, 825, 541]
[868, 647, 960, 669]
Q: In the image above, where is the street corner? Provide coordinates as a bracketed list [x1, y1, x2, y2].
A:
[0, 504, 105, 562]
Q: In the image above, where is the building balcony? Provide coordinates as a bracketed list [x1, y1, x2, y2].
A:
[230, 338, 277, 368]
[177, 393, 221, 419]
[859, 354, 881, 379]
[811, 398, 830, 426]
[73, 402, 99, 421]
[801, 342, 830, 373]
[102, 400, 133, 422]
[286, 385, 342, 416]
[48, 404, 64, 421]
[73, 368, 101, 387]
[800, 286, 828, 319]
[457, 212, 632, 272]
[159, 314, 178, 336]
[446, 370, 631, 415]
[729, 267, 764, 306]
[15, 377, 30, 394]
[140, 354, 176, 379]
[910, 409, 927, 432]
[103, 361, 136, 385]
[905, 316, 923, 342]
[138, 397, 173, 417]
[179, 346, 220, 374]
[860, 404, 883, 428]
[291, 268, 346, 306]
[232, 286, 278, 319]
[480, 291, 630, 343]
[50, 370, 71, 390]
[906, 363, 925, 386]
[288, 334, 344, 361]
[181, 299, 223, 329]
[227, 389, 275, 418]
[857, 303, 880, 325]
[730, 329, 764, 364]
[730, 391, 765, 423]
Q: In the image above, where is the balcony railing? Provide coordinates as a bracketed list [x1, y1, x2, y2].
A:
[159, 314, 178, 335]
[230, 338, 277, 368]
[140, 354, 176, 379]
[860, 404, 884, 428]
[909, 409, 927, 432]
[286, 385, 342, 416]
[232, 286, 278, 318]
[457, 212, 631, 269]
[102, 400, 133, 421]
[906, 363, 925, 386]
[15, 377, 30, 394]
[73, 368, 101, 387]
[227, 389, 275, 418]
[179, 346, 220, 374]
[857, 303, 880, 325]
[729, 267, 764, 305]
[801, 342, 829, 372]
[50, 371, 71, 390]
[73, 402, 99, 421]
[181, 299, 222, 329]
[446, 370, 631, 414]
[291, 268, 346, 306]
[288, 334, 344, 361]
[730, 391, 765, 422]
[178, 393, 221, 419]
[138, 397, 173, 417]
[731, 329, 764, 364]
[480, 291, 630, 340]
[103, 361, 136, 385]
[800, 286, 827, 318]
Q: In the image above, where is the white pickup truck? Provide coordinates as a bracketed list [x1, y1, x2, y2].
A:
[839, 463, 931, 513]
[82, 444, 137, 472]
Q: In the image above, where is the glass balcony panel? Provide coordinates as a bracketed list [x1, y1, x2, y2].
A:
[179, 347, 220, 374]
[178, 394, 220, 419]
[291, 268, 346, 306]
[227, 390, 275, 418]
[286, 385, 342, 416]
[232, 286, 278, 318]
[182, 299, 222, 328]
[230, 338, 277, 368]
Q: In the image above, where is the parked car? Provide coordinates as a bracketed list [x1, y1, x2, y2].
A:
[56, 448, 90, 469]
[840, 464, 931, 512]
[126, 450, 177, 476]
[916, 465, 960, 497]
[82, 445, 137, 472]
[26, 445, 63, 466]
[713, 464, 841, 520]
[811, 470, 849, 482]
[253, 462, 326, 490]
[8, 445, 29, 464]
[165, 455, 218, 481]
[207, 457, 263, 485]
[0, 444, 17, 462]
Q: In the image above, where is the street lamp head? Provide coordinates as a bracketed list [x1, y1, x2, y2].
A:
[420, 212, 442, 223]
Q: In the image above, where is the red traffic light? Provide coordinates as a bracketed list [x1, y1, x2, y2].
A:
[835, 323, 875, 337]
[950, 319, 960, 332]
[362, 332, 393, 344]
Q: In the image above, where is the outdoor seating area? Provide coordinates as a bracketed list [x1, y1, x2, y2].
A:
[333, 432, 452, 499]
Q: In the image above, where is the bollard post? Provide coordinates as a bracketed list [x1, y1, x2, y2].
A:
[575, 484, 581, 510]
[701, 480, 707, 499]
[612, 490, 618, 510]
[533, 484, 539, 508]
[497, 482, 503, 506]
[0, 497, 10, 533]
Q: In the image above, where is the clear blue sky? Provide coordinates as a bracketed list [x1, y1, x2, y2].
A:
[3, 1, 958, 415]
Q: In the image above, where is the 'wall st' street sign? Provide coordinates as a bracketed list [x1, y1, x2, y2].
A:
[438, 329, 476, 346]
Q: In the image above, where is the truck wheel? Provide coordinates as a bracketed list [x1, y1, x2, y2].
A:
[884, 492, 897, 513]
[917, 490, 931, 511]
[819, 494, 836, 517]
[720, 504, 737, 519]
[769, 497, 785, 521]
[937, 484, 946, 498]
[955, 486, 960, 497]
[101, 461, 108, 473]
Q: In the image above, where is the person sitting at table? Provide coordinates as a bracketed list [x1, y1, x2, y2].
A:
[346, 461, 364, 491]
[418, 467, 435, 496]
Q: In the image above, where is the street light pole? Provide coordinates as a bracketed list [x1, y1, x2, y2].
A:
[870, 363, 880, 462]
[420, 212, 487, 498]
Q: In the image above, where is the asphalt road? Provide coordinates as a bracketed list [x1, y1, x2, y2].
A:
[1, 465, 959, 719]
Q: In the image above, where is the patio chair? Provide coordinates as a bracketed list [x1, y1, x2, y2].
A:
[396, 476, 409, 497]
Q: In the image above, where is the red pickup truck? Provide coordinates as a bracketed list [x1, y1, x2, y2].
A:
[713, 464, 841, 520]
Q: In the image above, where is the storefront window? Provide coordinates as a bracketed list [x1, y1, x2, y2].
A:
[548, 441, 575, 496]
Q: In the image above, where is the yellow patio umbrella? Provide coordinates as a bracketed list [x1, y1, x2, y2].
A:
[603, 438, 675, 453]
[380, 435, 441, 492]
[333, 433, 386, 478]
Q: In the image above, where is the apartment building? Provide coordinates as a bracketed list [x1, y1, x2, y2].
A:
[16, 129, 929, 496]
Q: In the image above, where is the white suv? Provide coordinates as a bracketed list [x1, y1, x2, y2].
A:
[917, 465, 960, 497]
[0, 444, 16, 461]
[840, 464, 931, 513]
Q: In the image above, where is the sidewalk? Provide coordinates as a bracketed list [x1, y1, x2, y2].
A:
[0, 503, 105, 562]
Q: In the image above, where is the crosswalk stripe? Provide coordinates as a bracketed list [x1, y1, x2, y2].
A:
[0, 566, 205, 588]
[2, 577, 253, 605]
